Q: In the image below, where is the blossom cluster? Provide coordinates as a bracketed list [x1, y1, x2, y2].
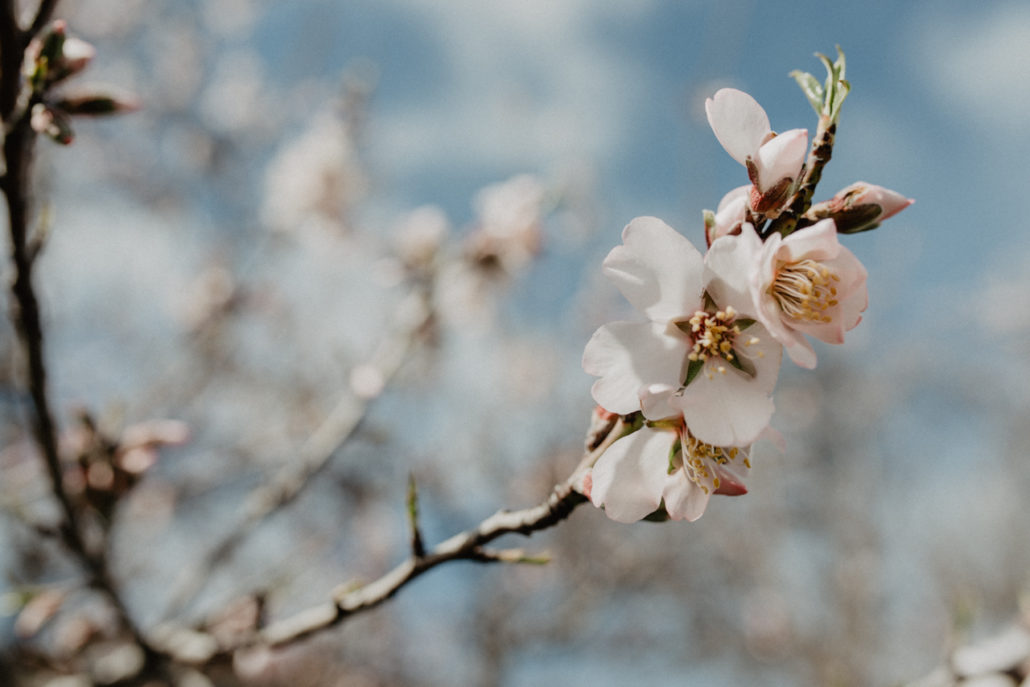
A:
[582, 53, 912, 523]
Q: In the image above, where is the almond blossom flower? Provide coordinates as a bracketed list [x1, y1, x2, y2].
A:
[706, 88, 808, 217]
[732, 219, 867, 369]
[583, 216, 781, 447]
[587, 420, 754, 523]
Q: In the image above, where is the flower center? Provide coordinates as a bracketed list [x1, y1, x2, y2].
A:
[770, 259, 840, 323]
[682, 433, 749, 494]
[685, 306, 740, 363]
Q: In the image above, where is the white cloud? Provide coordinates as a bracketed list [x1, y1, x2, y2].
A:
[913, 2, 1030, 139]
[370, 2, 658, 175]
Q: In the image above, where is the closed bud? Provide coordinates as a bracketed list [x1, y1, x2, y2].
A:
[56, 89, 141, 117]
[23, 20, 95, 91]
[30, 103, 74, 145]
[805, 181, 913, 234]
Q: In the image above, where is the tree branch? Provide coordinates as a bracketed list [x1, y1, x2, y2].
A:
[237, 416, 621, 652]
[0, 4, 169, 678]
[161, 286, 436, 619]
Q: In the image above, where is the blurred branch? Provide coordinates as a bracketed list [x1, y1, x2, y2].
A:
[162, 285, 437, 619]
[27, 0, 60, 38]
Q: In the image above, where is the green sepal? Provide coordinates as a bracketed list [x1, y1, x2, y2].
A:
[726, 350, 756, 378]
[683, 358, 704, 388]
[618, 411, 644, 438]
[667, 438, 682, 475]
[642, 502, 670, 522]
[735, 317, 756, 330]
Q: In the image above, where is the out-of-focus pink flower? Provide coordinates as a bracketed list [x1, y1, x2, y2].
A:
[731, 219, 867, 369]
[706, 88, 808, 217]
[588, 422, 755, 523]
[807, 181, 914, 234]
[583, 216, 781, 447]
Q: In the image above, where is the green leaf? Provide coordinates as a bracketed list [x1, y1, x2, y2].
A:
[790, 69, 824, 114]
[734, 317, 756, 330]
[683, 358, 705, 387]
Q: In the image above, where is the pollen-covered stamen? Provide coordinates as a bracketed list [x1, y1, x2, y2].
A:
[770, 258, 840, 323]
[681, 306, 740, 363]
[681, 432, 746, 495]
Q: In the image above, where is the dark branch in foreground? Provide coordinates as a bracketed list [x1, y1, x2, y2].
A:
[0, 2, 168, 678]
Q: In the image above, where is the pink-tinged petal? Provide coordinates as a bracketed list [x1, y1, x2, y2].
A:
[753, 128, 807, 193]
[590, 427, 676, 523]
[705, 88, 770, 166]
[603, 216, 704, 322]
[672, 340, 780, 447]
[717, 184, 751, 214]
[712, 468, 748, 496]
[708, 187, 750, 243]
[778, 218, 840, 262]
[845, 181, 915, 221]
[789, 245, 868, 344]
[750, 235, 819, 368]
[583, 321, 686, 415]
[705, 223, 764, 318]
[662, 471, 710, 522]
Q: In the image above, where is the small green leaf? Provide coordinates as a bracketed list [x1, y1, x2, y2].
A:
[790, 69, 824, 114]
[683, 358, 704, 387]
[735, 318, 756, 330]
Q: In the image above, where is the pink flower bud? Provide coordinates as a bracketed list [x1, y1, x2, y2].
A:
[807, 181, 913, 234]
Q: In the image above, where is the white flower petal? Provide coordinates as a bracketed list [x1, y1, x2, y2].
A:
[673, 328, 780, 447]
[639, 383, 681, 422]
[583, 321, 686, 415]
[663, 470, 710, 522]
[778, 218, 839, 262]
[603, 216, 704, 322]
[753, 128, 807, 193]
[705, 223, 764, 318]
[705, 88, 770, 166]
[590, 427, 675, 523]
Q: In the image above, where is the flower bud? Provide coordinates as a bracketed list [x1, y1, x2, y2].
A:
[805, 181, 913, 234]
[23, 20, 95, 90]
[56, 89, 141, 117]
[30, 103, 74, 144]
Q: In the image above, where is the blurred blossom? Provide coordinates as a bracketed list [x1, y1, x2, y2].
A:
[467, 174, 546, 272]
[392, 205, 450, 270]
[261, 109, 367, 235]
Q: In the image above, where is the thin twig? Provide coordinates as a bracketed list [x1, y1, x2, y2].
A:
[406, 473, 425, 558]
[765, 116, 837, 238]
[161, 286, 436, 619]
[230, 416, 623, 652]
